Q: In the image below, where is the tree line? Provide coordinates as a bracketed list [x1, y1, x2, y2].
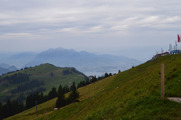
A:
[56, 82, 79, 108]
[0, 82, 78, 119]
[25, 84, 73, 110]
[0, 100, 24, 119]
[1, 73, 30, 84]
[55, 72, 116, 109]
[11, 80, 44, 94]
[0, 72, 116, 119]
[77, 72, 114, 88]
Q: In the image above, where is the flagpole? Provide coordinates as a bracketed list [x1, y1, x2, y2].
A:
[175, 41, 177, 50]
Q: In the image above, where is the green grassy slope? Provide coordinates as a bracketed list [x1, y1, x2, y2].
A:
[7, 55, 181, 120]
[0, 63, 87, 102]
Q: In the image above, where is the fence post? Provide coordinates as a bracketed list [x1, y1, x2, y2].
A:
[161, 64, 165, 101]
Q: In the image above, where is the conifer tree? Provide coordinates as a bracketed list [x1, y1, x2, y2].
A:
[56, 84, 65, 108]
[105, 73, 109, 78]
[69, 82, 79, 102]
[48, 87, 57, 99]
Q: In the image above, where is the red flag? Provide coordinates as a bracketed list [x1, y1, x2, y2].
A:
[178, 34, 180, 42]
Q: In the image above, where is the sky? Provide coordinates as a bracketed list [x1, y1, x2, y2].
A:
[0, 0, 181, 61]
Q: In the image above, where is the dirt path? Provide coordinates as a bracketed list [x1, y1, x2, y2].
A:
[168, 97, 181, 103]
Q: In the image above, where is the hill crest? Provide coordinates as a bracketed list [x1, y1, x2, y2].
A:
[0, 63, 87, 103]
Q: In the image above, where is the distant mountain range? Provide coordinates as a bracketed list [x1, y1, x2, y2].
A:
[0, 48, 141, 76]
[0, 63, 18, 75]
[0, 52, 36, 68]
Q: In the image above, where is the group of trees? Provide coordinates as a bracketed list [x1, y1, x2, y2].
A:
[11, 80, 45, 94]
[1, 73, 30, 84]
[0, 100, 24, 119]
[56, 72, 116, 108]
[0, 71, 117, 119]
[0, 72, 46, 102]
[25, 85, 70, 110]
[77, 72, 114, 88]
[26, 92, 45, 109]
[56, 82, 79, 108]
[0, 83, 74, 119]
[25, 81, 79, 111]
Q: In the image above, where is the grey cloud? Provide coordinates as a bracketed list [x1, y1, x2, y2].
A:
[0, 0, 181, 61]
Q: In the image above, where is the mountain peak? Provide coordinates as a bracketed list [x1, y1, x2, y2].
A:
[25, 48, 141, 76]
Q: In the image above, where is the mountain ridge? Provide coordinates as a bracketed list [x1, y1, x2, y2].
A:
[0, 63, 18, 75]
[24, 48, 141, 75]
[0, 48, 141, 76]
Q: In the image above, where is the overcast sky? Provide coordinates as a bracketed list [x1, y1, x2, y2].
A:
[0, 0, 181, 61]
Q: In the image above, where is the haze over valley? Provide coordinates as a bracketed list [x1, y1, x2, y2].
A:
[0, 47, 141, 76]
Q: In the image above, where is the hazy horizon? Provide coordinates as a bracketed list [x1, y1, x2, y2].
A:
[1, 0, 181, 61]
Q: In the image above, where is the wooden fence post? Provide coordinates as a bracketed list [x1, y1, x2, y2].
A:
[161, 64, 165, 101]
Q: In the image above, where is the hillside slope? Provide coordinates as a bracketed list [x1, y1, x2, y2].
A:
[0, 63, 87, 103]
[7, 55, 181, 120]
